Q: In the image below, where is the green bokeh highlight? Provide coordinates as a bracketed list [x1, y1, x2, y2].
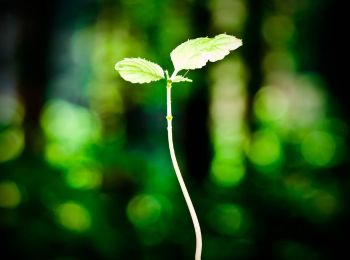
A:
[55, 201, 91, 232]
[0, 180, 22, 208]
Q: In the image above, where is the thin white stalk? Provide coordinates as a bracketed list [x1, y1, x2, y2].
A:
[166, 81, 202, 260]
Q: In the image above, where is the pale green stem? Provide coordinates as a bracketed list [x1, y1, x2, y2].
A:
[166, 80, 202, 260]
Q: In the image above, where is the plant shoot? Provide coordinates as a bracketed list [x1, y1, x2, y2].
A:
[115, 34, 242, 260]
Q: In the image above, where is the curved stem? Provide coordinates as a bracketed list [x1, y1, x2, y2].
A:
[166, 81, 202, 260]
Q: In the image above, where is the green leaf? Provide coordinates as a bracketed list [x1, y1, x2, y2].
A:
[172, 75, 192, 83]
[115, 58, 164, 84]
[206, 34, 243, 62]
[170, 38, 211, 73]
[170, 34, 242, 74]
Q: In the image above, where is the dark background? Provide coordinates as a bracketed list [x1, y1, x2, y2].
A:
[0, 0, 348, 259]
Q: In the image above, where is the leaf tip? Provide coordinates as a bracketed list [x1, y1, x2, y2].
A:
[114, 61, 121, 71]
[237, 38, 243, 46]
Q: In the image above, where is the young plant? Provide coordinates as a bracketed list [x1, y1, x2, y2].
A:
[115, 34, 242, 260]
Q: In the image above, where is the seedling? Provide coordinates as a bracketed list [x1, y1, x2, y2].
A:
[115, 34, 242, 260]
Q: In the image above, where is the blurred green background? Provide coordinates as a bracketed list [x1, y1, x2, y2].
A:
[0, 0, 348, 259]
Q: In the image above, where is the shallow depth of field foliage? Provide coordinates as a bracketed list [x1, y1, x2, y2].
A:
[0, 0, 348, 259]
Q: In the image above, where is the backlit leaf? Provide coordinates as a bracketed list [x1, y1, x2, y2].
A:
[115, 58, 164, 84]
[170, 34, 242, 74]
[206, 34, 243, 62]
[170, 38, 211, 73]
[172, 75, 192, 83]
